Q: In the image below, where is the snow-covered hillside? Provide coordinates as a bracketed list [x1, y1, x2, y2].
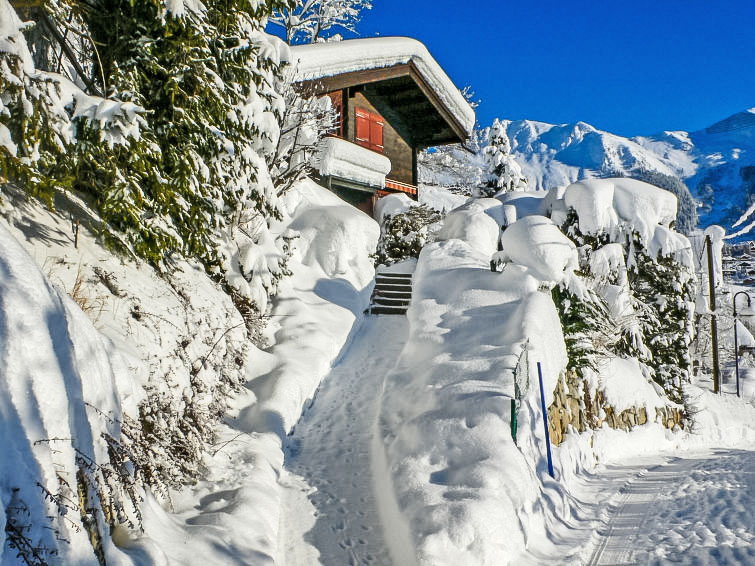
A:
[422, 108, 755, 237]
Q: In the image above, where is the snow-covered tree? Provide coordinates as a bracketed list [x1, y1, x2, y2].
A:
[557, 208, 696, 404]
[480, 118, 526, 196]
[270, 0, 372, 44]
[269, 73, 337, 195]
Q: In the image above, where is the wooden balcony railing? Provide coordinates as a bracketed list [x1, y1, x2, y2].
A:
[379, 178, 418, 199]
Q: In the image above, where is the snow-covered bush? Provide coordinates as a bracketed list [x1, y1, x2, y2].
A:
[2, 0, 300, 314]
[374, 202, 441, 266]
[555, 179, 696, 404]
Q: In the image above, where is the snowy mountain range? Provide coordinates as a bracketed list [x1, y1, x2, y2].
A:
[501, 108, 755, 237]
[421, 108, 755, 237]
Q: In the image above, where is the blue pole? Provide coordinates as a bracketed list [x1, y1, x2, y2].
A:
[537, 362, 555, 478]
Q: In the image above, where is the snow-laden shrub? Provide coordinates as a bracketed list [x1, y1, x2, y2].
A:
[556, 183, 696, 404]
[374, 203, 441, 266]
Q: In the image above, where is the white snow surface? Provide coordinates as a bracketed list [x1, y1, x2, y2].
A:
[499, 215, 578, 285]
[287, 37, 475, 135]
[315, 135, 391, 188]
[376, 232, 569, 565]
[0, 224, 138, 565]
[4, 168, 755, 566]
[564, 177, 677, 244]
[419, 184, 469, 213]
[436, 198, 502, 257]
[374, 191, 417, 222]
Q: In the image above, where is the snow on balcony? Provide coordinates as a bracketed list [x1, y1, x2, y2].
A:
[315, 136, 391, 189]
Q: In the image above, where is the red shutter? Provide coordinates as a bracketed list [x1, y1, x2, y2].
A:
[370, 113, 384, 153]
[356, 107, 370, 148]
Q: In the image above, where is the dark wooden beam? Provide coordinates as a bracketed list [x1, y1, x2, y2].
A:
[298, 64, 413, 97]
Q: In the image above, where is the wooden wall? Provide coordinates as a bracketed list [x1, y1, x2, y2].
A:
[345, 91, 414, 185]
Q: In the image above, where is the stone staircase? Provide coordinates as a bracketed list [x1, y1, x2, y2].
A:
[368, 272, 413, 315]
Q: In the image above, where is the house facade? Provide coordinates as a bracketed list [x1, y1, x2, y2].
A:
[289, 38, 476, 215]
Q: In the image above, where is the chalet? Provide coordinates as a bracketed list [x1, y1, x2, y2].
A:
[288, 37, 476, 216]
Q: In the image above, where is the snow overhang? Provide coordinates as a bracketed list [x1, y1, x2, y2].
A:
[286, 37, 476, 148]
[315, 136, 391, 189]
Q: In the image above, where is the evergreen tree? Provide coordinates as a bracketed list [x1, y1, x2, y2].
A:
[44, 0, 295, 309]
[374, 204, 442, 266]
[557, 208, 696, 403]
[480, 118, 526, 196]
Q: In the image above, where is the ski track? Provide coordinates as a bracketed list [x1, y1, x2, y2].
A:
[280, 316, 407, 566]
[587, 450, 755, 566]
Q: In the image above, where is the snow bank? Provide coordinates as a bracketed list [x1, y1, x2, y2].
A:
[496, 190, 546, 219]
[564, 178, 677, 243]
[376, 223, 569, 564]
[500, 215, 578, 285]
[0, 176, 378, 566]
[0, 224, 136, 565]
[419, 184, 469, 213]
[315, 135, 391, 188]
[287, 37, 475, 136]
[240, 178, 379, 436]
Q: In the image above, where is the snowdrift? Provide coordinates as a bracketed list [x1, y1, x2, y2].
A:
[0, 224, 136, 565]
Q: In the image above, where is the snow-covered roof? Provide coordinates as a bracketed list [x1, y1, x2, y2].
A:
[287, 37, 475, 137]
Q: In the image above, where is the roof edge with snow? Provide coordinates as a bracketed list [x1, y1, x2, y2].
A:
[286, 37, 476, 143]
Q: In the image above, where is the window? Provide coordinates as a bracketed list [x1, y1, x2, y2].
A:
[355, 107, 384, 153]
[326, 91, 344, 137]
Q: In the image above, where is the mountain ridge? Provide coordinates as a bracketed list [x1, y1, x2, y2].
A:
[496, 107, 755, 237]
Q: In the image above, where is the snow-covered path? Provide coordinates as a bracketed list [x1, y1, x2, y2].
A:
[278, 316, 407, 566]
[586, 450, 755, 566]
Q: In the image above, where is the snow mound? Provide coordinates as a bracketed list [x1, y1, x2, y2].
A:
[587, 356, 668, 411]
[419, 185, 469, 213]
[500, 215, 578, 285]
[287, 37, 475, 136]
[436, 198, 501, 256]
[375, 192, 418, 223]
[564, 177, 677, 243]
[376, 236, 568, 565]
[240, 178, 378, 435]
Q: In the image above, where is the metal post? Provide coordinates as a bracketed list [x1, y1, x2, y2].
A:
[733, 291, 751, 398]
[734, 312, 740, 398]
[706, 235, 721, 394]
[537, 362, 554, 478]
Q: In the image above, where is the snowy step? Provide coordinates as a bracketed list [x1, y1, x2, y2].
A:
[374, 283, 412, 292]
[375, 278, 412, 287]
[376, 272, 413, 279]
[373, 290, 412, 300]
[370, 272, 413, 316]
[372, 296, 411, 307]
[369, 305, 408, 315]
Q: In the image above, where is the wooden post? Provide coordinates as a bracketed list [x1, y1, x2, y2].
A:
[411, 146, 418, 188]
[706, 235, 721, 394]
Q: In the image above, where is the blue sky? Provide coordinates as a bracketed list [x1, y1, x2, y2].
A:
[295, 0, 755, 137]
